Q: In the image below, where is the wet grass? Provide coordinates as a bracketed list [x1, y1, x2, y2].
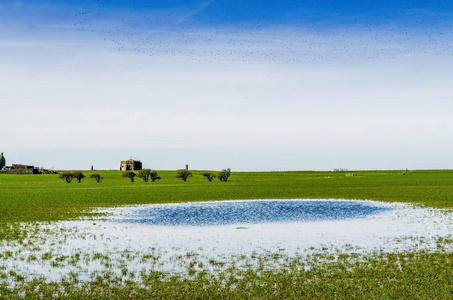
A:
[2, 247, 453, 299]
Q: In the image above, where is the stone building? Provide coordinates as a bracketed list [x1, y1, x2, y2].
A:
[11, 164, 39, 174]
[0, 162, 39, 174]
[120, 159, 142, 171]
[0, 152, 48, 174]
[0, 152, 5, 170]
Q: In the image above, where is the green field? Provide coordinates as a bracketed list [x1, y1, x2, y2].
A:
[2, 169, 453, 225]
[1, 169, 453, 298]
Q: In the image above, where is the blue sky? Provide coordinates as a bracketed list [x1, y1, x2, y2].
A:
[2, 0, 452, 61]
[3, 0, 453, 26]
[1, 1, 452, 170]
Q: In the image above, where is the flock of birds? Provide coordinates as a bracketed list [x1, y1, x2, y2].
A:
[66, 0, 452, 63]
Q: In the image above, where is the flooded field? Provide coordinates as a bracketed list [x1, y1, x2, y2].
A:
[115, 199, 391, 226]
[2, 199, 453, 285]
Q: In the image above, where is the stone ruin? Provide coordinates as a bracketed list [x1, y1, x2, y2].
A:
[120, 158, 143, 171]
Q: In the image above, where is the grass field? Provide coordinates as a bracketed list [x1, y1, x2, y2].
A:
[2, 169, 453, 225]
[1, 169, 453, 298]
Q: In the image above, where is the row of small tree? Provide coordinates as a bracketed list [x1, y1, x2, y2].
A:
[176, 168, 231, 182]
[122, 169, 161, 183]
[59, 168, 231, 183]
[59, 171, 102, 183]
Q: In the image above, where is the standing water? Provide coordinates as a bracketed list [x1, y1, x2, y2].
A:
[116, 200, 392, 226]
[2, 199, 453, 283]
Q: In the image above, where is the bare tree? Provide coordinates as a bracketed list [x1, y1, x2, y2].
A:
[217, 168, 231, 182]
[122, 171, 136, 182]
[202, 172, 216, 182]
[58, 171, 74, 183]
[150, 170, 161, 182]
[176, 169, 192, 182]
[137, 169, 151, 182]
[90, 173, 103, 183]
[72, 171, 85, 183]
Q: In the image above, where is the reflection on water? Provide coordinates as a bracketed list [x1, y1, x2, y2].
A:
[117, 200, 392, 226]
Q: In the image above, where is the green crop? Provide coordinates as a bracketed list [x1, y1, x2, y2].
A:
[1, 249, 453, 299]
[1, 169, 453, 298]
[1, 169, 453, 226]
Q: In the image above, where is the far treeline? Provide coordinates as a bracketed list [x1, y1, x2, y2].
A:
[59, 168, 232, 184]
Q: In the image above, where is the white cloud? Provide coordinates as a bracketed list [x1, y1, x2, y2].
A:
[1, 25, 452, 169]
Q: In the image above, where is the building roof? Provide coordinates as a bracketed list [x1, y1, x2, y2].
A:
[123, 158, 140, 162]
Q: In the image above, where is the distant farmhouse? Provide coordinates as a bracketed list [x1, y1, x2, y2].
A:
[0, 153, 39, 174]
[0, 152, 56, 174]
[120, 158, 142, 171]
[9, 164, 39, 174]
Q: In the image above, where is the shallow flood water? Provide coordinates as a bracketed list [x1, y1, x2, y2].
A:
[103, 200, 451, 259]
[117, 200, 392, 226]
[2, 199, 453, 283]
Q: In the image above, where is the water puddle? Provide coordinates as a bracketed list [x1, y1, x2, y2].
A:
[1, 199, 453, 283]
[116, 200, 391, 226]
